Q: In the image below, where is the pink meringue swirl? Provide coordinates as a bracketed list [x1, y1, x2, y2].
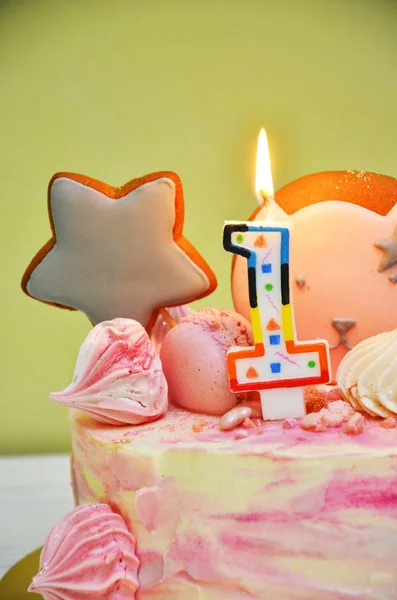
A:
[50, 318, 168, 425]
[28, 503, 139, 600]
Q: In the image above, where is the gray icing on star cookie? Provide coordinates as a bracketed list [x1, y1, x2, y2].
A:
[23, 173, 217, 328]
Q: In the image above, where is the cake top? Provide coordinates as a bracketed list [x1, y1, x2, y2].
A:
[22, 167, 397, 433]
[70, 403, 397, 459]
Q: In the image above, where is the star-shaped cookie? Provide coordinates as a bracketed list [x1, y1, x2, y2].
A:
[22, 171, 217, 329]
[374, 226, 397, 272]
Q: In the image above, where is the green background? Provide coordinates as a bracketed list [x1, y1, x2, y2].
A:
[1, 0, 397, 454]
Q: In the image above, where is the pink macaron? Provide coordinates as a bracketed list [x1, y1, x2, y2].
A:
[160, 308, 253, 416]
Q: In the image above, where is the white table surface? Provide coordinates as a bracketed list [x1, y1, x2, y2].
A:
[0, 454, 73, 578]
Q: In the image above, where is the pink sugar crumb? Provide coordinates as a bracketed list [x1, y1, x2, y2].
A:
[304, 387, 327, 413]
[380, 416, 397, 429]
[320, 408, 344, 428]
[300, 408, 343, 432]
[326, 400, 355, 422]
[300, 411, 328, 432]
[325, 387, 343, 403]
[304, 386, 345, 414]
[242, 418, 256, 429]
[282, 418, 299, 429]
[192, 419, 208, 433]
[343, 412, 365, 435]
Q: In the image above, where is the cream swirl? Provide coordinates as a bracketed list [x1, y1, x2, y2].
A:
[50, 318, 168, 425]
[28, 503, 139, 600]
[337, 328, 397, 417]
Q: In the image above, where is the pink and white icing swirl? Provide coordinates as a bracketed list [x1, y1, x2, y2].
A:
[337, 328, 397, 417]
[28, 503, 139, 600]
[50, 318, 168, 425]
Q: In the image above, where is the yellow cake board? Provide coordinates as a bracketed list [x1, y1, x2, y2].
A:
[0, 549, 42, 599]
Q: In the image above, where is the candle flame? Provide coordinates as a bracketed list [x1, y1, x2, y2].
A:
[255, 128, 274, 201]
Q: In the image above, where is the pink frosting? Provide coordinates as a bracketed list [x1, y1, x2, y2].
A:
[50, 318, 167, 425]
[70, 405, 397, 599]
[160, 308, 253, 415]
[150, 305, 194, 353]
[28, 503, 139, 600]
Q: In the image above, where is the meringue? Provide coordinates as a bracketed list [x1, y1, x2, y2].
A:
[337, 328, 397, 417]
[28, 503, 139, 600]
[50, 318, 167, 425]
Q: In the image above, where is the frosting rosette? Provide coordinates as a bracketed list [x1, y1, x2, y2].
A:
[50, 318, 168, 425]
[337, 328, 397, 417]
[28, 503, 139, 600]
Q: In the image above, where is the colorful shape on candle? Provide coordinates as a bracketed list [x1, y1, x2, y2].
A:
[21, 171, 217, 329]
[262, 248, 272, 262]
[264, 293, 279, 313]
[270, 362, 281, 374]
[261, 263, 272, 273]
[269, 335, 281, 345]
[246, 366, 259, 379]
[236, 234, 244, 243]
[275, 351, 300, 367]
[308, 360, 316, 368]
[254, 234, 267, 248]
[265, 283, 273, 291]
[266, 318, 280, 331]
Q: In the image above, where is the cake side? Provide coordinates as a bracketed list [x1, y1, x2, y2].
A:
[70, 407, 397, 600]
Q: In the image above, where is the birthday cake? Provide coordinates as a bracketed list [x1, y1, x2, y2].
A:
[22, 168, 397, 600]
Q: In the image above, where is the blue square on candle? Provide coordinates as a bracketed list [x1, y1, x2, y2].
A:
[270, 362, 281, 374]
[269, 335, 280, 345]
[261, 263, 272, 274]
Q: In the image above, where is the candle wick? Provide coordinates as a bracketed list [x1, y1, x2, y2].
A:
[258, 189, 275, 220]
[259, 189, 272, 205]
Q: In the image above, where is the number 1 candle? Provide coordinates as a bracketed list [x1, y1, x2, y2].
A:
[223, 130, 331, 420]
